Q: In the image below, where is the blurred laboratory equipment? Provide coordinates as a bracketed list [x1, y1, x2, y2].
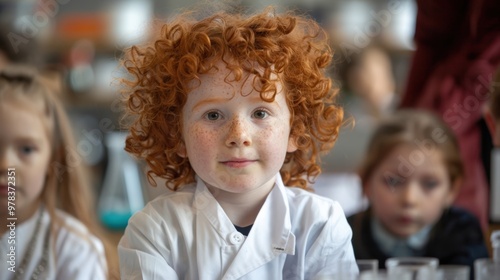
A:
[492, 230, 500, 261]
[436, 265, 469, 280]
[474, 258, 500, 280]
[386, 257, 438, 280]
[98, 132, 145, 230]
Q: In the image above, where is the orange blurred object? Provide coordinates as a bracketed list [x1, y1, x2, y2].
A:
[56, 13, 107, 40]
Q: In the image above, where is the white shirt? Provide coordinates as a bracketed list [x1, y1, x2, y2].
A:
[372, 217, 432, 257]
[119, 174, 356, 279]
[0, 206, 107, 280]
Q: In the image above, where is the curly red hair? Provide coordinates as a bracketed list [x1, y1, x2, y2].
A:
[122, 7, 343, 191]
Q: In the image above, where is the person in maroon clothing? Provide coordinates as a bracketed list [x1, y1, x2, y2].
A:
[400, 0, 500, 231]
[485, 67, 500, 146]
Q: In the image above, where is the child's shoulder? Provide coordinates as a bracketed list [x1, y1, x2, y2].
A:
[54, 209, 89, 233]
[282, 186, 353, 246]
[50, 209, 107, 273]
[147, 182, 197, 207]
[50, 210, 107, 277]
[284, 186, 345, 219]
[438, 206, 483, 230]
[53, 209, 104, 251]
[133, 182, 198, 220]
[285, 186, 340, 205]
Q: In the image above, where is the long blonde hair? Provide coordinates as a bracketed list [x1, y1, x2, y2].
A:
[0, 66, 119, 279]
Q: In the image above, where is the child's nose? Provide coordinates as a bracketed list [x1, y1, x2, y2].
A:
[400, 182, 420, 206]
[225, 117, 252, 147]
[0, 149, 17, 170]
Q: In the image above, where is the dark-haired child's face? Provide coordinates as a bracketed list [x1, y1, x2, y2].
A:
[0, 101, 51, 223]
[366, 144, 457, 238]
[179, 63, 297, 197]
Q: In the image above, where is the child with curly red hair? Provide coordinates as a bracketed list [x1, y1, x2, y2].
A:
[118, 6, 356, 279]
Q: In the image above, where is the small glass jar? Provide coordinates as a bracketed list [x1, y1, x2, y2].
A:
[492, 230, 500, 261]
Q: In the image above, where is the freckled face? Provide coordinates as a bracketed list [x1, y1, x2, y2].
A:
[180, 64, 297, 195]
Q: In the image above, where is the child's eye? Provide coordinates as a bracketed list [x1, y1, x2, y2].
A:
[384, 175, 405, 191]
[421, 180, 439, 191]
[253, 109, 269, 119]
[20, 145, 35, 155]
[205, 111, 221, 121]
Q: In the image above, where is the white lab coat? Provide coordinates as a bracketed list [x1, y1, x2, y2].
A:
[0, 206, 107, 280]
[118, 174, 356, 279]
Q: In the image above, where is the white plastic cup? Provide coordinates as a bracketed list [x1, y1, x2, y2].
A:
[475, 258, 500, 280]
[491, 230, 500, 261]
[436, 265, 469, 280]
[386, 257, 438, 280]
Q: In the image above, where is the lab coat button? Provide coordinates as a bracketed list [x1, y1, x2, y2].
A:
[229, 232, 244, 244]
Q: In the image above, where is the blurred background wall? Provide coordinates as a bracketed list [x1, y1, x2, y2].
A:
[0, 0, 417, 220]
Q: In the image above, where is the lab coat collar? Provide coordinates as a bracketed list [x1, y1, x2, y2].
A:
[372, 217, 432, 256]
[192, 174, 296, 278]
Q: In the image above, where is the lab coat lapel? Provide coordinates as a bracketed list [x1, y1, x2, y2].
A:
[193, 178, 237, 279]
[222, 174, 296, 279]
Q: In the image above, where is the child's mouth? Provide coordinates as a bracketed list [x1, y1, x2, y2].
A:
[397, 216, 414, 225]
[221, 159, 256, 168]
[0, 184, 9, 195]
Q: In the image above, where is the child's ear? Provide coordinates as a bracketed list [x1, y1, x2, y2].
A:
[445, 178, 462, 207]
[177, 142, 187, 158]
[287, 135, 298, 153]
[362, 180, 372, 199]
[357, 171, 371, 198]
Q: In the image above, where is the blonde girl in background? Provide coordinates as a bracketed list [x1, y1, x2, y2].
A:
[348, 110, 489, 270]
[0, 66, 118, 279]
